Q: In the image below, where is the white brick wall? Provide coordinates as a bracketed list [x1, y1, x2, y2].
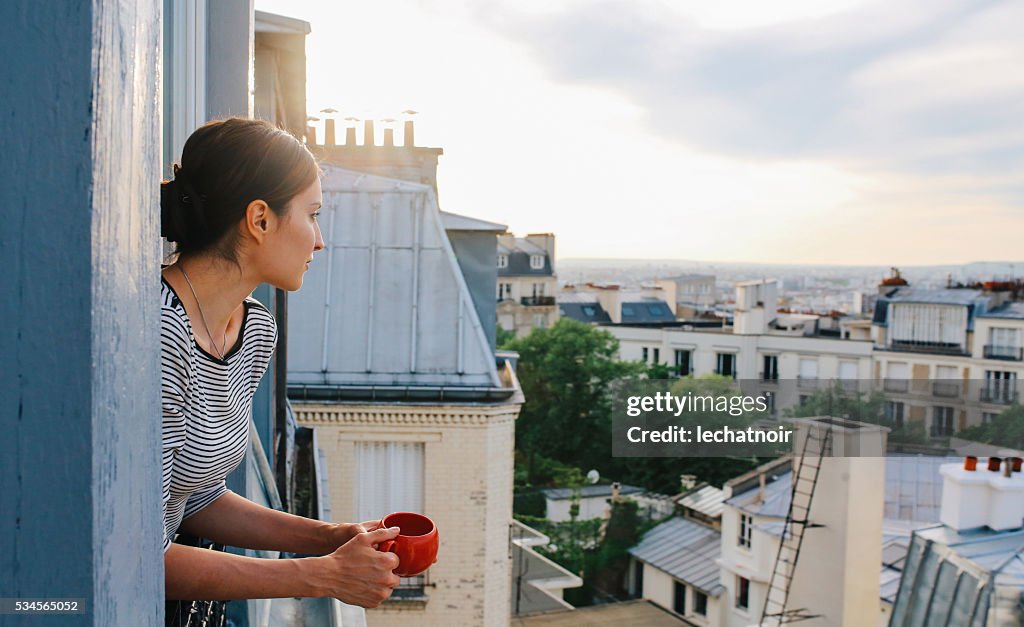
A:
[295, 402, 520, 627]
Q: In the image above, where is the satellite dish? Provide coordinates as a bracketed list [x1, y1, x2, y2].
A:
[586, 469, 600, 484]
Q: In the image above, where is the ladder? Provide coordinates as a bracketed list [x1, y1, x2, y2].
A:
[760, 422, 833, 625]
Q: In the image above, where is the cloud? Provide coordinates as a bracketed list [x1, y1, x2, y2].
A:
[462, 0, 1024, 179]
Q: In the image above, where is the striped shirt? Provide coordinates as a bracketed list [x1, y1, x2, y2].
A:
[160, 277, 277, 552]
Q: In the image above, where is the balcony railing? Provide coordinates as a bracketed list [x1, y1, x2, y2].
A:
[520, 296, 556, 307]
[797, 376, 819, 389]
[932, 382, 961, 398]
[883, 379, 909, 393]
[930, 424, 954, 439]
[887, 340, 967, 356]
[980, 386, 1020, 405]
[758, 372, 778, 384]
[984, 345, 1024, 361]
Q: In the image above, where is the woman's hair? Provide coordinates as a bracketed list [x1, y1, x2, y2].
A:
[161, 117, 320, 260]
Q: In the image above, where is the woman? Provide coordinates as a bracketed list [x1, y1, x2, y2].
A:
[160, 118, 400, 608]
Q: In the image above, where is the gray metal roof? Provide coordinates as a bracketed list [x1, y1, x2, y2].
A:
[286, 166, 501, 389]
[727, 456, 961, 523]
[541, 484, 644, 501]
[979, 301, 1024, 320]
[440, 210, 507, 232]
[558, 302, 612, 324]
[628, 517, 724, 596]
[678, 485, 726, 518]
[620, 299, 676, 324]
[889, 525, 1024, 625]
[882, 287, 987, 306]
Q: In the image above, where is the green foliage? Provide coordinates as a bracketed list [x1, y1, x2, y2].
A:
[645, 362, 675, 380]
[496, 324, 517, 349]
[959, 405, 1024, 449]
[584, 500, 651, 602]
[506, 318, 644, 481]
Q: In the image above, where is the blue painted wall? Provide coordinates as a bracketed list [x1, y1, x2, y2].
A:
[0, 0, 163, 624]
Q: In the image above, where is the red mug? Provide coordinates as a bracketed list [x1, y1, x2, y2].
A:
[378, 512, 439, 577]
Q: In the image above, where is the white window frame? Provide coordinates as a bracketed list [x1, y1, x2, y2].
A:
[497, 254, 508, 269]
[529, 254, 544, 269]
[738, 513, 752, 549]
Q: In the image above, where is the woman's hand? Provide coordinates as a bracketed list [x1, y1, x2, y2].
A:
[306, 526, 402, 608]
[325, 519, 384, 550]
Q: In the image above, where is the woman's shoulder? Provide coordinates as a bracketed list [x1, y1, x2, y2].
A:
[243, 296, 278, 346]
[160, 278, 192, 343]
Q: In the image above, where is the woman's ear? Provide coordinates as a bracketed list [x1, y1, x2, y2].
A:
[244, 199, 272, 243]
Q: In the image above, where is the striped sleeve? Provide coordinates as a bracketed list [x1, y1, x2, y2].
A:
[160, 306, 191, 552]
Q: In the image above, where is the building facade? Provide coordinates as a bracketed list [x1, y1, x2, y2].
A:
[497, 233, 560, 337]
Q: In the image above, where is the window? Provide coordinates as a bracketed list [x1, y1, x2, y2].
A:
[987, 327, 1022, 360]
[653, 348, 660, 364]
[497, 282, 512, 301]
[931, 406, 955, 438]
[716, 353, 736, 378]
[532, 283, 546, 298]
[673, 581, 686, 615]
[648, 304, 664, 316]
[798, 358, 818, 386]
[694, 590, 707, 616]
[641, 347, 649, 363]
[582, 305, 597, 317]
[632, 560, 644, 597]
[529, 254, 544, 269]
[532, 313, 547, 329]
[884, 401, 905, 427]
[983, 412, 999, 425]
[622, 304, 636, 318]
[983, 370, 1018, 403]
[735, 576, 750, 610]
[356, 442, 426, 592]
[738, 514, 752, 548]
[674, 350, 691, 377]
[497, 254, 508, 269]
[762, 355, 779, 381]
[799, 394, 809, 407]
[763, 391, 776, 417]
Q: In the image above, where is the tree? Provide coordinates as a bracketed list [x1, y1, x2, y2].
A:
[505, 318, 643, 482]
[958, 404, 1024, 449]
[496, 324, 516, 349]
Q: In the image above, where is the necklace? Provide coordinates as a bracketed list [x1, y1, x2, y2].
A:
[178, 264, 227, 361]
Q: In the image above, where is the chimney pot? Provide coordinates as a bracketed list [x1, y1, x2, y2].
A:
[964, 456, 978, 471]
[345, 126, 357, 145]
[324, 118, 336, 146]
[364, 119, 375, 146]
[404, 120, 415, 147]
[384, 127, 395, 147]
[306, 125, 317, 145]
[988, 456, 1002, 472]
[1013, 457, 1023, 473]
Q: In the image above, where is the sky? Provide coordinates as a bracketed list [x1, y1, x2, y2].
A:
[255, 0, 1023, 266]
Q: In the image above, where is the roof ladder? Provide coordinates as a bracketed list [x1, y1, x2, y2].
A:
[760, 423, 833, 626]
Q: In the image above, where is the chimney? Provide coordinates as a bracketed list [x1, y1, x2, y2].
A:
[757, 472, 766, 504]
[344, 116, 358, 145]
[611, 482, 621, 501]
[363, 119, 375, 146]
[320, 108, 338, 146]
[402, 109, 418, 147]
[383, 118, 395, 147]
[940, 457, 1024, 532]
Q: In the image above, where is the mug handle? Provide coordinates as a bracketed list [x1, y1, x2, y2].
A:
[379, 540, 396, 553]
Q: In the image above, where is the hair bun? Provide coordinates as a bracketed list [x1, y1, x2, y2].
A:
[160, 167, 209, 245]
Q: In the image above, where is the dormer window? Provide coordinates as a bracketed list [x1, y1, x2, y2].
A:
[530, 254, 544, 269]
[497, 254, 508, 269]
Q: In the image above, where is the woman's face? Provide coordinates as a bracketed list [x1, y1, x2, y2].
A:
[261, 177, 325, 291]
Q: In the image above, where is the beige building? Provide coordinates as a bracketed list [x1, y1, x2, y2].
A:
[655, 274, 717, 318]
[497, 233, 559, 337]
[286, 158, 522, 626]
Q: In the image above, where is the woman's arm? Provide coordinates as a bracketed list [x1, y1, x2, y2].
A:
[165, 526, 401, 606]
[178, 490, 377, 555]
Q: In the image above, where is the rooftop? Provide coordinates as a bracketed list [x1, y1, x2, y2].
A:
[678, 485, 726, 519]
[286, 166, 504, 392]
[979, 301, 1024, 320]
[440, 210, 507, 232]
[541, 484, 644, 501]
[511, 600, 688, 626]
[628, 516, 724, 596]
